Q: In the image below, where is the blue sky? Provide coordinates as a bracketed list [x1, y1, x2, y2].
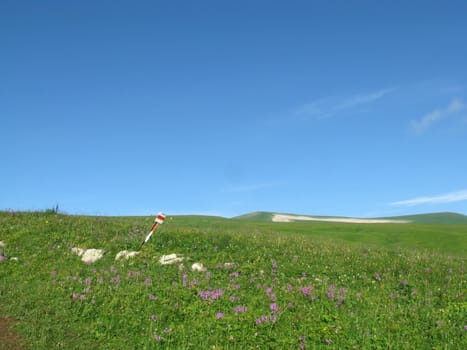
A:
[2, 0, 467, 217]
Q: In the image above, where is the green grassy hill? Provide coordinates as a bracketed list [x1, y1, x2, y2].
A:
[234, 211, 467, 224]
[382, 212, 467, 224]
[232, 211, 274, 221]
[0, 211, 466, 349]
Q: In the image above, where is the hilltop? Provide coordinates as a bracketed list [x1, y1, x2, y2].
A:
[233, 211, 467, 224]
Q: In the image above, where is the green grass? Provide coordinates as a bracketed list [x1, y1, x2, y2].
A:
[0, 211, 466, 349]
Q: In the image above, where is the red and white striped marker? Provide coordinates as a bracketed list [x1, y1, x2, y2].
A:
[141, 212, 166, 248]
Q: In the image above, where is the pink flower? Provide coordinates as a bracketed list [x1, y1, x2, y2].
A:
[270, 303, 279, 313]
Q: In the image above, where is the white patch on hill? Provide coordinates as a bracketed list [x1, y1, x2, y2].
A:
[272, 214, 410, 224]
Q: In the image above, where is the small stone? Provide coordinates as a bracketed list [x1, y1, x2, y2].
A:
[72, 247, 104, 263]
[115, 250, 140, 260]
[159, 254, 184, 265]
[191, 262, 207, 272]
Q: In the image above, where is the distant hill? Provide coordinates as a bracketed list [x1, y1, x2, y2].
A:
[380, 212, 467, 224]
[233, 211, 274, 221]
[233, 211, 467, 224]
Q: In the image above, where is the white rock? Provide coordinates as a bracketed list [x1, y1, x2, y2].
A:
[72, 247, 104, 263]
[81, 249, 104, 263]
[191, 262, 207, 272]
[159, 253, 184, 265]
[0, 241, 6, 247]
[115, 250, 140, 260]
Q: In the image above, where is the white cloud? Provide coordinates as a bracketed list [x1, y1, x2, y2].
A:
[338, 88, 396, 109]
[296, 88, 394, 119]
[411, 98, 465, 134]
[389, 189, 467, 207]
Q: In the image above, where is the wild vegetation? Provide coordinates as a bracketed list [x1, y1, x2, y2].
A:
[0, 211, 466, 349]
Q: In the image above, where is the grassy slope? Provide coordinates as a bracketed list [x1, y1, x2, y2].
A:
[234, 211, 467, 224]
[382, 212, 467, 224]
[0, 212, 466, 349]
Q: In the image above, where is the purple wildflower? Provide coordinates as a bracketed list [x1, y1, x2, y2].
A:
[234, 305, 248, 313]
[211, 289, 224, 301]
[148, 294, 157, 300]
[154, 335, 161, 342]
[270, 303, 279, 313]
[216, 312, 224, 320]
[145, 277, 151, 285]
[199, 290, 210, 301]
[84, 278, 91, 286]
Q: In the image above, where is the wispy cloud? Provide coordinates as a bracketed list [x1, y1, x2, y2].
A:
[389, 189, 467, 207]
[296, 88, 395, 120]
[411, 98, 465, 134]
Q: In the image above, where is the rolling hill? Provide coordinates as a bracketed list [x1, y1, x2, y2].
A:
[233, 211, 467, 224]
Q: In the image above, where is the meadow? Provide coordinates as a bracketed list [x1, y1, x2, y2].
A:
[0, 211, 466, 349]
